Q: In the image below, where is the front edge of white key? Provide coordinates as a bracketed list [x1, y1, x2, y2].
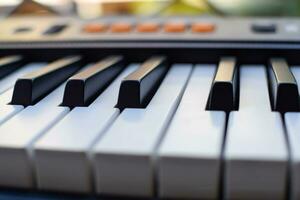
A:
[224, 107, 288, 199]
[158, 111, 225, 199]
[0, 86, 69, 188]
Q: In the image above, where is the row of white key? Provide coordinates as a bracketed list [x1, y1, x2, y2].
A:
[0, 63, 97, 188]
[0, 63, 192, 194]
[0, 62, 297, 200]
[0, 82, 70, 188]
[34, 64, 138, 193]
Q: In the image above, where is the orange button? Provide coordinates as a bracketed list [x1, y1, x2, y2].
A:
[82, 23, 107, 33]
[110, 22, 132, 33]
[164, 22, 186, 33]
[191, 23, 215, 33]
[137, 22, 159, 33]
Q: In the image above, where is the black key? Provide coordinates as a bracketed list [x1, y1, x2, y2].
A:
[62, 56, 124, 107]
[11, 56, 82, 106]
[117, 56, 168, 109]
[0, 55, 23, 79]
[269, 58, 299, 112]
[44, 24, 68, 35]
[208, 57, 237, 111]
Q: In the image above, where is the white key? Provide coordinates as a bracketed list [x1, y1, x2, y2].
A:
[0, 83, 69, 188]
[0, 63, 45, 94]
[34, 64, 138, 193]
[0, 88, 23, 124]
[158, 65, 226, 199]
[284, 66, 300, 200]
[93, 64, 192, 197]
[238, 66, 272, 112]
[285, 113, 300, 200]
[224, 65, 288, 199]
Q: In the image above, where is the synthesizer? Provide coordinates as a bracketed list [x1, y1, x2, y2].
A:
[0, 16, 299, 200]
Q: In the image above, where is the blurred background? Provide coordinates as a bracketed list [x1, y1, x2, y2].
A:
[1, 0, 300, 18]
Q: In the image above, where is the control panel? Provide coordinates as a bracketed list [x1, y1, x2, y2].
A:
[0, 16, 300, 43]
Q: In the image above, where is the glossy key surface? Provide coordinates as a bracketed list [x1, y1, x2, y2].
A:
[269, 58, 299, 112]
[11, 56, 82, 106]
[117, 56, 168, 109]
[62, 56, 123, 107]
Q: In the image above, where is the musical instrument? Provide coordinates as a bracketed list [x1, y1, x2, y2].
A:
[0, 16, 299, 200]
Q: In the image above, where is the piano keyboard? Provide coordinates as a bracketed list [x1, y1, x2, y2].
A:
[1, 16, 300, 199]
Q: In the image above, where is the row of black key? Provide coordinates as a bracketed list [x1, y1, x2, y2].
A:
[0, 54, 298, 113]
[9, 55, 169, 109]
[208, 57, 300, 112]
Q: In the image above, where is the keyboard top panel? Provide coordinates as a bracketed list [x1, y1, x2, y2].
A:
[1, 16, 300, 44]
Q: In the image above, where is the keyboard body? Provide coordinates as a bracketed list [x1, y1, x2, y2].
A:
[0, 16, 299, 200]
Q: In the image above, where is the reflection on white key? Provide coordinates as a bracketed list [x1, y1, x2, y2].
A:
[158, 65, 226, 199]
[0, 83, 69, 188]
[34, 64, 138, 193]
[284, 66, 300, 200]
[93, 64, 192, 197]
[225, 65, 288, 199]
